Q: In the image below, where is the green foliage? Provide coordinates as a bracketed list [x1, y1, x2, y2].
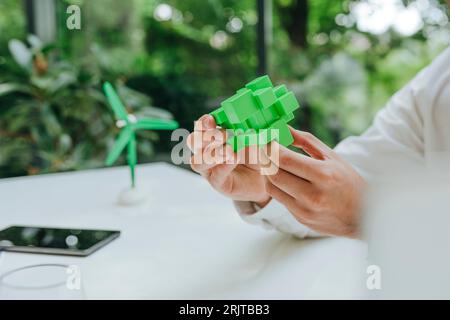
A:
[1, 0, 449, 178]
[140, 0, 257, 97]
[0, 36, 174, 178]
[0, 0, 26, 54]
[271, 0, 449, 145]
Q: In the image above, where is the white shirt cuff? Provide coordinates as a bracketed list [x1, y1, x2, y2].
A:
[234, 199, 323, 239]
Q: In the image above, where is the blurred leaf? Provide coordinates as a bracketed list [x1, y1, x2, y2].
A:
[8, 39, 32, 69]
[27, 34, 43, 52]
[0, 83, 32, 97]
[30, 71, 77, 94]
[51, 71, 78, 92]
[116, 83, 151, 110]
[0, 137, 32, 167]
[135, 106, 174, 120]
[58, 134, 73, 153]
[41, 103, 63, 137]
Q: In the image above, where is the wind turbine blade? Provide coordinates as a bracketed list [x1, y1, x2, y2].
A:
[127, 133, 137, 187]
[105, 127, 133, 166]
[103, 82, 129, 121]
[133, 118, 179, 131]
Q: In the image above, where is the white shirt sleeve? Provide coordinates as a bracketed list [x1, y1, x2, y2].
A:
[235, 47, 450, 238]
[235, 199, 322, 238]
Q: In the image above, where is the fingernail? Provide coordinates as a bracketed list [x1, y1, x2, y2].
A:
[203, 115, 215, 128]
[194, 115, 209, 130]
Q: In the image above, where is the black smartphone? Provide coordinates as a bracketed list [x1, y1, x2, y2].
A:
[0, 225, 120, 256]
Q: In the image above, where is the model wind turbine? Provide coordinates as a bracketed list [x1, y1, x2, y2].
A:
[103, 82, 178, 205]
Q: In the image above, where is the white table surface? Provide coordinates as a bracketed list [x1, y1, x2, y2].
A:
[0, 162, 367, 299]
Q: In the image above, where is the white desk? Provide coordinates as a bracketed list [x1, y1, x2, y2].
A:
[0, 163, 367, 299]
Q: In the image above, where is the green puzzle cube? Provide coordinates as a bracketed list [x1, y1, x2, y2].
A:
[210, 75, 300, 152]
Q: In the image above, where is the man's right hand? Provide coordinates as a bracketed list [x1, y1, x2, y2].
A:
[187, 114, 271, 207]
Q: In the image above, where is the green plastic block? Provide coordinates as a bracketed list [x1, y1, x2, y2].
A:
[227, 135, 239, 151]
[223, 119, 233, 129]
[245, 75, 273, 92]
[246, 112, 267, 129]
[282, 112, 295, 122]
[258, 128, 277, 145]
[228, 131, 259, 152]
[261, 107, 279, 125]
[268, 119, 293, 147]
[275, 91, 299, 115]
[274, 84, 288, 98]
[222, 89, 258, 123]
[231, 121, 250, 131]
[210, 108, 227, 125]
[209, 75, 300, 151]
[253, 88, 277, 109]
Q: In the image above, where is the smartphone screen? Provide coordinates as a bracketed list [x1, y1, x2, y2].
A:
[0, 226, 120, 256]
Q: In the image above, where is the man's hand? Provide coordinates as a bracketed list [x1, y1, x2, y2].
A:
[187, 115, 271, 207]
[260, 127, 366, 238]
